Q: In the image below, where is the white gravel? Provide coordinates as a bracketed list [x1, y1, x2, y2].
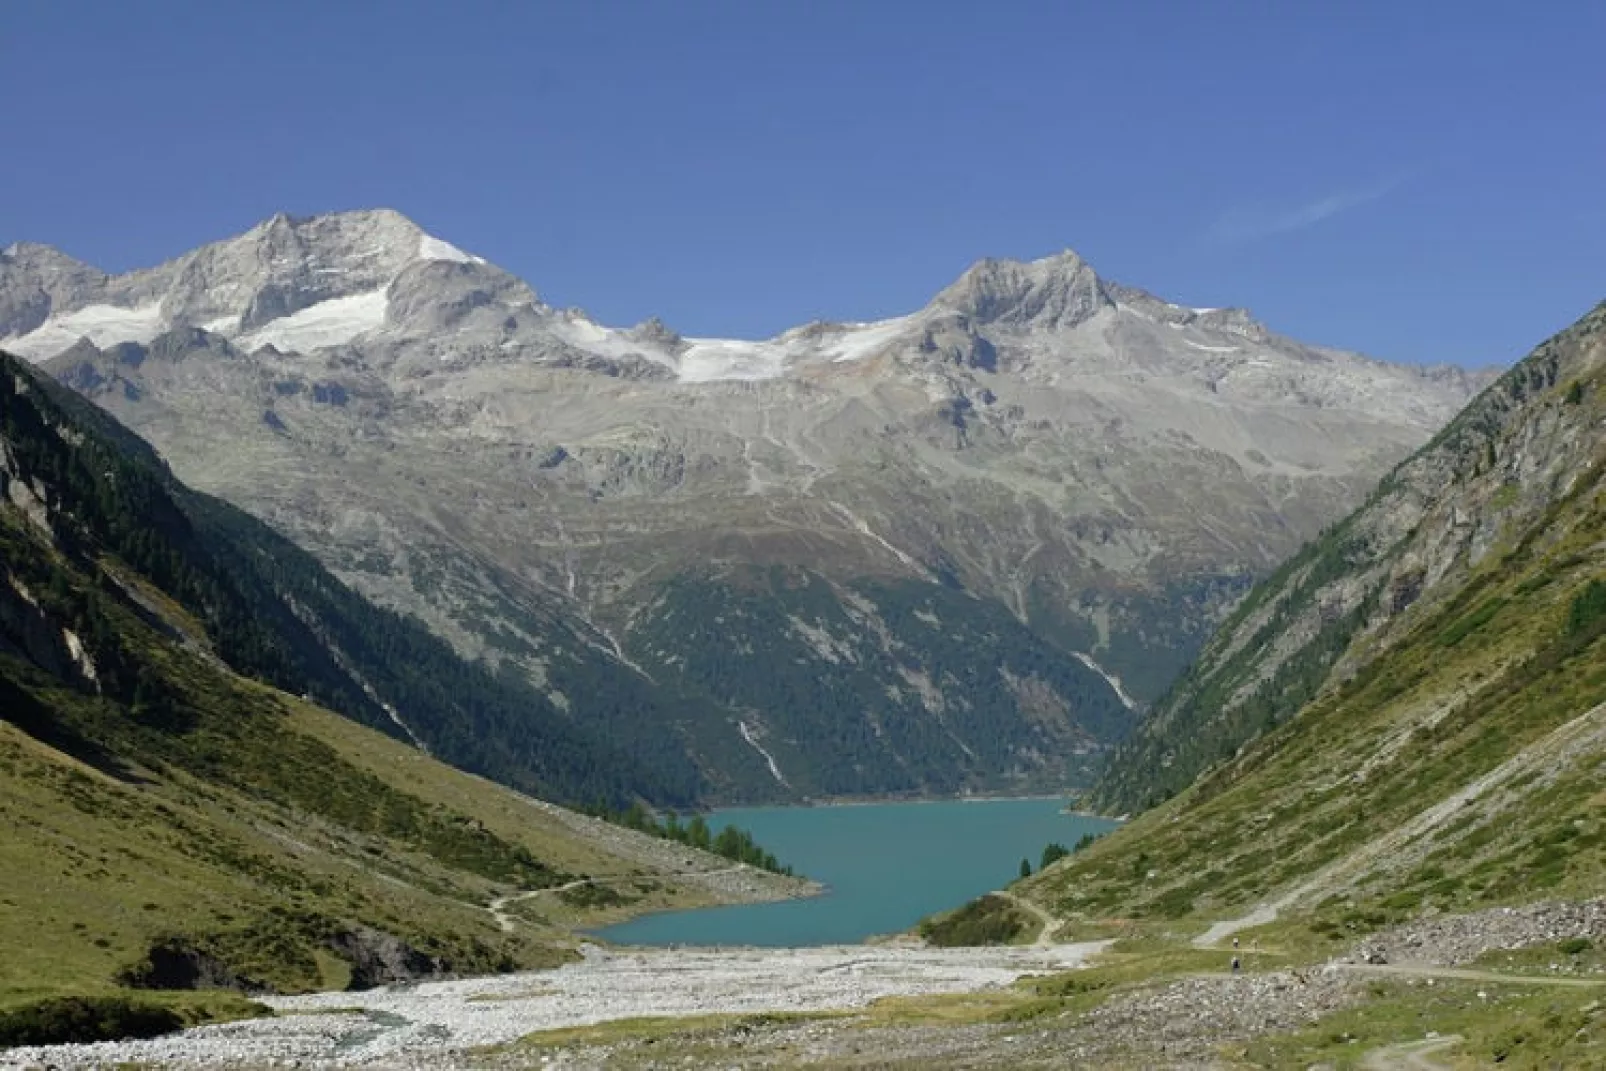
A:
[1, 940, 1110, 1069]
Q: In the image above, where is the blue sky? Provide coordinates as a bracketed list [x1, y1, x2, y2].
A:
[2, 1, 1602, 367]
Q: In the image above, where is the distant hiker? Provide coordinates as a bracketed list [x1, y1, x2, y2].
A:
[1231, 956, 1241, 974]
[1232, 936, 1239, 948]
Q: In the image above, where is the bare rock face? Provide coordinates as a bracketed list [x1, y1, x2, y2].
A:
[118, 939, 263, 994]
[0, 210, 1495, 802]
[327, 927, 450, 990]
[931, 251, 1112, 329]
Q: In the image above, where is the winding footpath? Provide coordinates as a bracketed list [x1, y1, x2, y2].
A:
[1337, 962, 1606, 989]
[486, 866, 751, 933]
[991, 888, 1064, 946]
[1360, 1034, 1466, 1071]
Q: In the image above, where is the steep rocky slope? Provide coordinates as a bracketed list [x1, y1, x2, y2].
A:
[0, 350, 806, 1014]
[1093, 302, 1606, 813]
[2, 211, 1490, 800]
[1027, 300, 1606, 925]
[0, 348, 701, 808]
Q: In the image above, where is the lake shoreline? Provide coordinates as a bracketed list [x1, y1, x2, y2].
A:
[594, 799, 1116, 948]
[706, 790, 1081, 812]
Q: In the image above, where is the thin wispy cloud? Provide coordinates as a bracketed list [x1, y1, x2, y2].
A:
[1206, 176, 1406, 244]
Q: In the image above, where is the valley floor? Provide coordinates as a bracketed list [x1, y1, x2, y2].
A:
[0, 941, 1108, 1069]
[7, 899, 1605, 1069]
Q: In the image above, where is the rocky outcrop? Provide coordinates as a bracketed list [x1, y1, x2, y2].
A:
[931, 251, 1112, 329]
[118, 940, 263, 994]
[0, 575, 94, 687]
[1352, 900, 1606, 967]
[328, 927, 451, 990]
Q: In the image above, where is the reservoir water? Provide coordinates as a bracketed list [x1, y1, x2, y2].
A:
[595, 798, 1115, 947]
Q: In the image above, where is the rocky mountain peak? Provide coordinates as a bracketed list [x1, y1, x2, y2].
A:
[1188, 305, 1269, 343]
[2, 240, 84, 267]
[626, 316, 685, 350]
[0, 209, 500, 361]
[0, 243, 109, 342]
[931, 249, 1112, 330]
[1100, 282, 1268, 339]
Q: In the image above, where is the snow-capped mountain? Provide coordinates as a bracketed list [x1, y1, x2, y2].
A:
[2, 211, 485, 358]
[0, 209, 1495, 802]
[2, 209, 1472, 425]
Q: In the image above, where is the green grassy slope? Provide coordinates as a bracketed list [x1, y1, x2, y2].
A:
[0, 531, 779, 1009]
[0, 515, 736, 1006]
[1023, 301, 1606, 931]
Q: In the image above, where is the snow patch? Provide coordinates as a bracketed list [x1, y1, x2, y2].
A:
[237, 291, 388, 353]
[679, 317, 909, 383]
[418, 233, 485, 265]
[379, 699, 430, 753]
[827, 501, 932, 579]
[1185, 341, 1239, 353]
[3, 303, 165, 361]
[738, 721, 790, 787]
[62, 628, 98, 684]
[498, 310, 910, 383]
[548, 315, 678, 371]
[1073, 652, 1139, 710]
[678, 338, 789, 382]
[826, 317, 910, 364]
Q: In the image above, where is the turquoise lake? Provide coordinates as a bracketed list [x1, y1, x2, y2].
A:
[595, 798, 1115, 947]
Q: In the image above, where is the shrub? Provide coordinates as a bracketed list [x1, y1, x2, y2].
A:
[0, 996, 183, 1046]
[556, 882, 632, 909]
[919, 895, 1027, 947]
[1565, 579, 1606, 639]
[1435, 597, 1507, 648]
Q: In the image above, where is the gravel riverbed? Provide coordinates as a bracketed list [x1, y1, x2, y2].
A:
[12, 900, 1604, 1069]
[0, 941, 1110, 1070]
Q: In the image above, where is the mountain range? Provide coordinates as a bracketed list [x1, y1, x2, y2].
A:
[1, 210, 1492, 800]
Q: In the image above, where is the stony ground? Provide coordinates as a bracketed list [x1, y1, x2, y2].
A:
[504, 968, 1366, 1070]
[0, 942, 1107, 1070]
[1350, 898, 1606, 967]
[6, 900, 1606, 1070]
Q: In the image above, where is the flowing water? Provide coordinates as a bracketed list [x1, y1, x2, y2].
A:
[596, 797, 1115, 947]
